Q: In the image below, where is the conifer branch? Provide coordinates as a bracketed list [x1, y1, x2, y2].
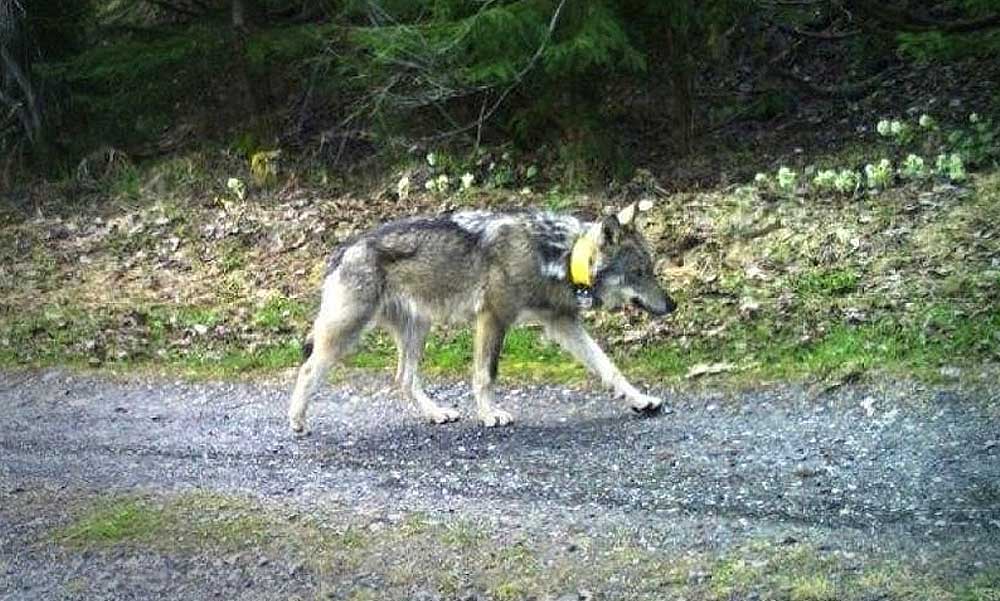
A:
[424, 0, 569, 142]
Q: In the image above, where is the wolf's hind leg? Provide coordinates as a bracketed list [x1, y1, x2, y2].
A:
[541, 316, 666, 414]
[385, 307, 459, 424]
[288, 280, 374, 433]
[473, 311, 512, 427]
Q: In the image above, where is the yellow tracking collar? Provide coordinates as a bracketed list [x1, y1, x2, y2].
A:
[569, 234, 598, 287]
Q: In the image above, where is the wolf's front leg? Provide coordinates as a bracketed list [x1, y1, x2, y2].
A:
[473, 311, 513, 427]
[542, 316, 668, 414]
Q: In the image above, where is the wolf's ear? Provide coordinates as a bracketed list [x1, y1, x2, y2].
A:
[617, 203, 637, 226]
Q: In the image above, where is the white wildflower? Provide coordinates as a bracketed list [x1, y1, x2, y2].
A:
[396, 174, 411, 200]
[460, 172, 475, 190]
[876, 120, 892, 136]
[226, 177, 246, 201]
[969, 113, 980, 124]
[918, 114, 935, 128]
[435, 173, 450, 193]
[426, 152, 437, 167]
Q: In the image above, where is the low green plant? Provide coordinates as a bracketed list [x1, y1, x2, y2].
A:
[876, 118, 914, 145]
[424, 173, 451, 194]
[936, 152, 967, 182]
[833, 169, 861, 194]
[490, 162, 516, 189]
[811, 169, 838, 192]
[776, 166, 797, 194]
[864, 159, 893, 189]
[900, 154, 927, 180]
[948, 112, 998, 167]
[250, 150, 281, 187]
[542, 187, 576, 211]
[749, 112, 995, 198]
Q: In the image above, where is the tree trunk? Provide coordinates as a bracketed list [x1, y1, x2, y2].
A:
[232, 0, 246, 28]
[0, 0, 43, 146]
[665, 26, 694, 155]
[230, 0, 263, 120]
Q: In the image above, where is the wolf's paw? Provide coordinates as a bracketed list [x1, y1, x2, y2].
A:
[629, 394, 671, 416]
[289, 415, 308, 434]
[479, 408, 514, 428]
[425, 406, 461, 424]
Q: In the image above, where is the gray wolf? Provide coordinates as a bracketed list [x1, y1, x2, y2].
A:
[288, 203, 675, 432]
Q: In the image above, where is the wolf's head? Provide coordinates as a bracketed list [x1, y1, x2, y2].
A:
[588, 204, 676, 316]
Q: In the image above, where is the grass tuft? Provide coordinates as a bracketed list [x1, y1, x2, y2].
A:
[56, 493, 272, 551]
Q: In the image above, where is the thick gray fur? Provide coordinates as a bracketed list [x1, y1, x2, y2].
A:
[288, 207, 675, 432]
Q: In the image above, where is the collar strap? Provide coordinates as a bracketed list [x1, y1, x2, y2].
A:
[569, 233, 598, 287]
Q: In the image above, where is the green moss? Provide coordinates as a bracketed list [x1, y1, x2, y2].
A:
[794, 268, 860, 296]
[59, 498, 165, 545]
[57, 492, 270, 550]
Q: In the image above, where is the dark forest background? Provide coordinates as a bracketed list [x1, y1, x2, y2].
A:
[3, 0, 999, 185]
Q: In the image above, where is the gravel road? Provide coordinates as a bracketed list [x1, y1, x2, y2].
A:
[1, 368, 999, 599]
